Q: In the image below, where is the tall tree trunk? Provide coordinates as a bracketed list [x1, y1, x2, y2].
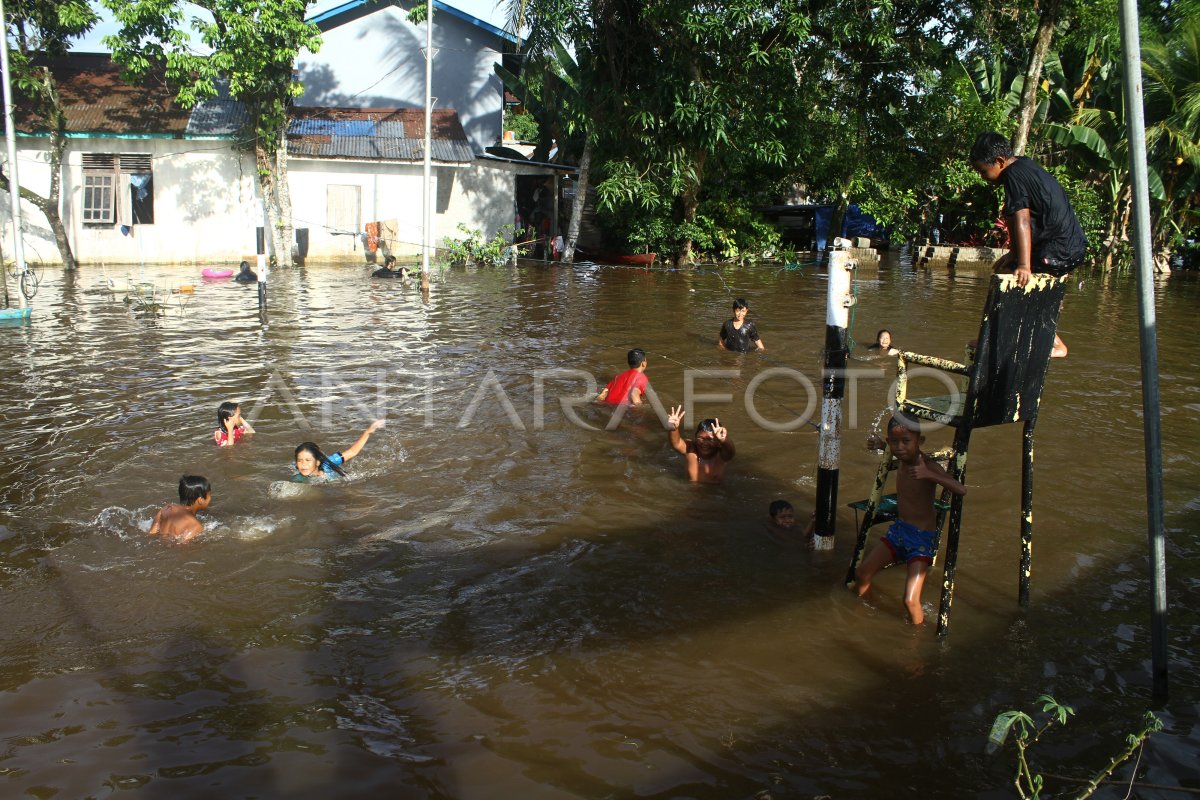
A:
[561, 136, 593, 265]
[675, 149, 707, 267]
[256, 143, 290, 267]
[1, 159, 76, 269]
[274, 125, 295, 267]
[255, 146, 280, 264]
[1, 102, 77, 269]
[1013, 0, 1061, 156]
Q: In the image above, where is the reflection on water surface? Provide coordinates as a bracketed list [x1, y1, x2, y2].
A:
[0, 259, 1197, 798]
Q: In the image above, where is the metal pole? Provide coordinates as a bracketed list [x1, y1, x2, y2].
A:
[815, 244, 855, 550]
[420, 0, 434, 284]
[0, 0, 29, 311]
[1117, 0, 1168, 703]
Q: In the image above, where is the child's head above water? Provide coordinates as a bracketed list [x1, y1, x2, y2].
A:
[732, 298, 749, 312]
[768, 499, 795, 527]
[217, 401, 241, 430]
[874, 329, 892, 348]
[295, 442, 346, 478]
[627, 348, 647, 368]
[178, 474, 211, 506]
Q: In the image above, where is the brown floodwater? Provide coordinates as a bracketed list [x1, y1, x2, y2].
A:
[0, 254, 1197, 798]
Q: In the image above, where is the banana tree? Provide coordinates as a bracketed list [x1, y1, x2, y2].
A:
[494, 39, 595, 264]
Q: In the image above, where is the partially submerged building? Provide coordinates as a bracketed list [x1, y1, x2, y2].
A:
[1, 1, 570, 266]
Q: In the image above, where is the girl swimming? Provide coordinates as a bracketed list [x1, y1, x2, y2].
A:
[214, 401, 255, 446]
[293, 420, 385, 481]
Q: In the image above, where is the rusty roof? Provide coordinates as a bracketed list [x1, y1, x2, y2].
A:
[11, 53, 194, 136]
[286, 107, 476, 163]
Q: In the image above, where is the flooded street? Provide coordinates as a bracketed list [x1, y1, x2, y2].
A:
[1, 256, 1197, 798]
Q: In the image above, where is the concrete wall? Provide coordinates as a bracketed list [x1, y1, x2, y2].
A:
[2, 137, 260, 266]
[295, 4, 505, 155]
[3, 139, 525, 266]
[287, 156, 513, 262]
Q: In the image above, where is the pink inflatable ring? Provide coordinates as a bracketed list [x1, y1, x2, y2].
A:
[202, 268, 234, 278]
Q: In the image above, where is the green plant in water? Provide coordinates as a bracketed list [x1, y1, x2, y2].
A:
[440, 223, 517, 267]
[987, 694, 1163, 799]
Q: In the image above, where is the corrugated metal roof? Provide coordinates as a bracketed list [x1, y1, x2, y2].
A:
[286, 107, 475, 164]
[291, 119, 376, 137]
[11, 54, 192, 136]
[186, 79, 249, 136]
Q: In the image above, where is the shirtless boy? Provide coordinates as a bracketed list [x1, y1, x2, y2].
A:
[666, 406, 735, 483]
[150, 475, 211, 543]
[852, 416, 966, 624]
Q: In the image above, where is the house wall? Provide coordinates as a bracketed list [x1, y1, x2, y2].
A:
[2, 137, 261, 266]
[287, 157, 513, 263]
[295, 4, 504, 155]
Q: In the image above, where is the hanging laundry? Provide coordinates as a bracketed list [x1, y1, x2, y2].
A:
[365, 221, 380, 252]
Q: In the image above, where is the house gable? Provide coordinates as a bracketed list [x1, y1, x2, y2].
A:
[295, 0, 510, 155]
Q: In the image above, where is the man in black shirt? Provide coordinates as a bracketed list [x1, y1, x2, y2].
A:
[969, 132, 1086, 357]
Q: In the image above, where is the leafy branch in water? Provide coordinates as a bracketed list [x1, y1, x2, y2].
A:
[986, 695, 1163, 799]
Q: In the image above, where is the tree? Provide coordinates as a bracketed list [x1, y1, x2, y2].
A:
[496, 38, 596, 264]
[0, 0, 97, 269]
[103, 0, 321, 267]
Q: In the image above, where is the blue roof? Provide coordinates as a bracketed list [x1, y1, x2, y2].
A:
[308, 0, 518, 44]
[291, 119, 377, 137]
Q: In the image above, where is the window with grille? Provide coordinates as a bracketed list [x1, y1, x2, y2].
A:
[82, 153, 155, 226]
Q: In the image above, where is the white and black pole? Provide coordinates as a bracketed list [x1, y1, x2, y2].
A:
[257, 202, 268, 324]
[815, 240, 856, 549]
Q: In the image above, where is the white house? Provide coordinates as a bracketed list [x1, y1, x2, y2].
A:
[2, 53, 263, 266]
[2, 3, 572, 266]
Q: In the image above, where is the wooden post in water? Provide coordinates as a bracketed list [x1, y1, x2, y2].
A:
[815, 243, 855, 549]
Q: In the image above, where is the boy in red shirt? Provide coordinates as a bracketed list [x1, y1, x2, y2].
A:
[596, 349, 650, 406]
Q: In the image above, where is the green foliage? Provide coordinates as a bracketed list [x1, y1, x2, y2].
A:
[1047, 165, 1107, 258]
[2, 0, 97, 112]
[503, 110, 540, 143]
[439, 223, 517, 267]
[101, 0, 322, 153]
[988, 695, 1162, 799]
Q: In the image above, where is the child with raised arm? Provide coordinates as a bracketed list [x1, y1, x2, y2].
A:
[214, 401, 255, 447]
[596, 348, 650, 406]
[150, 475, 211, 543]
[852, 415, 967, 624]
[293, 419, 385, 481]
[666, 406, 735, 483]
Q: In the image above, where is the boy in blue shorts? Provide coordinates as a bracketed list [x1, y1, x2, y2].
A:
[852, 416, 967, 624]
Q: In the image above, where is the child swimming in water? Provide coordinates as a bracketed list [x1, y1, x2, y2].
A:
[149, 475, 211, 543]
[595, 348, 650, 406]
[666, 406, 735, 483]
[851, 415, 967, 624]
[214, 401, 255, 446]
[764, 499, 816, 546]
[293, 419, 385, 481]
[866, 329, 899, 356]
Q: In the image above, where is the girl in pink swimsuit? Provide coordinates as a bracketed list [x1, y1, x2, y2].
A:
[214, 401, 255, 446]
